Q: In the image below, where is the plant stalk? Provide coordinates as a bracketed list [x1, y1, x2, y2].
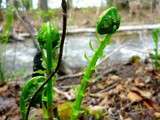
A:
[71, 34, 112, 120]
[46, 31, 53, 119]
[25, 1, 67, 119]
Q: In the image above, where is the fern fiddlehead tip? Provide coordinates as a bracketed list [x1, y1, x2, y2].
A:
[37, 22, 60, 49]
[96, 7, 121, 35]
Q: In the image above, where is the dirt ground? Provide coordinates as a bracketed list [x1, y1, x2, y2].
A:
[0, 57, 160, 120]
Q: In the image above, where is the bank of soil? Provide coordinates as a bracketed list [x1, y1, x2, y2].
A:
[0, 58, 160, 120]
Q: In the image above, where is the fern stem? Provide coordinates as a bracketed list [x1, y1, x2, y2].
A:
[46, 26, 53, 119]
[71, 34, 112, 120]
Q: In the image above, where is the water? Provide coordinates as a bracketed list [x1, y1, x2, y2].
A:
[0, 41, 36, 77]
[1, 31, 156, 76]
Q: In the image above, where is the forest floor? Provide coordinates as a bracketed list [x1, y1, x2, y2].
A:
[0, 57, 160, 120]
[12, 7, 160, 33]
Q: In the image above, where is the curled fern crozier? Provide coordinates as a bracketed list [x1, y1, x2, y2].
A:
[96, 7, 121, 35]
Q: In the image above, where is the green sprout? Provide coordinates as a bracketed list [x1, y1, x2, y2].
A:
[71, 7, 121, 120]
[151, 29, 160, 70]
[0, 5, 14, 43]
[38, 22, 60, 119]
[20, 22, 60, 120]
[0, 60, 4, 83]
[0, 5, 15, 83]
[20, 76, 45, 120]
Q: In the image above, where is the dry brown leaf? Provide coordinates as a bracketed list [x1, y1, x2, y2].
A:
[128, 89, 159, 111]
[116, 84, 124, 92]
[97, 83, 105, 90]
[134, 78, 145, 87]
[135, 66, 144, 75]
[119, 93, 127, 101]
[143, 99, 160, 111]
[0, 85, 8, 96]
[127, 91, 143, 102]
[88, 105, 105, 112]
[154, 112, 160, 118]
[131, 87, 152, 99]
[124, 118, 133, 120]
[139, 90, 152, 99]
[110, 75, 121, 81]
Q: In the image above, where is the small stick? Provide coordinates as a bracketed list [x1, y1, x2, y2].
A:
[15, 10, 40, 51]
[54, 87, 73, 100]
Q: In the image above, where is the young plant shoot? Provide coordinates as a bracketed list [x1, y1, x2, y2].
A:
[20, 22, 60, 120]
[71, 7, 121, 120]
[20, 1, 68, 119]
[151, 29, 160, 70]
[37, 22, 60, 119]
[1, 5, 15, 42]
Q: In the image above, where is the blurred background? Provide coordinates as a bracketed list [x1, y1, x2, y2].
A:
[0, 0, 160, 82]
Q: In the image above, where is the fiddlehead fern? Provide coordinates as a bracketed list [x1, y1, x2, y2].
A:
[96, 7, 121, 35]
[20, 22, 60, 120]
[37, 22, 60, 119]
[71, 7, 121, 120]
[23, 0, 68, 119]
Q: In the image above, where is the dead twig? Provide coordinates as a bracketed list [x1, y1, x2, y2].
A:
[57, 72, 83, 81]
[54, 87, 74, 100]
[98, 80, 120, 93]
[15, 10, 40, 51]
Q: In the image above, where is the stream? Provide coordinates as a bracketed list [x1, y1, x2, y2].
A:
[0, 30, 157, 78]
